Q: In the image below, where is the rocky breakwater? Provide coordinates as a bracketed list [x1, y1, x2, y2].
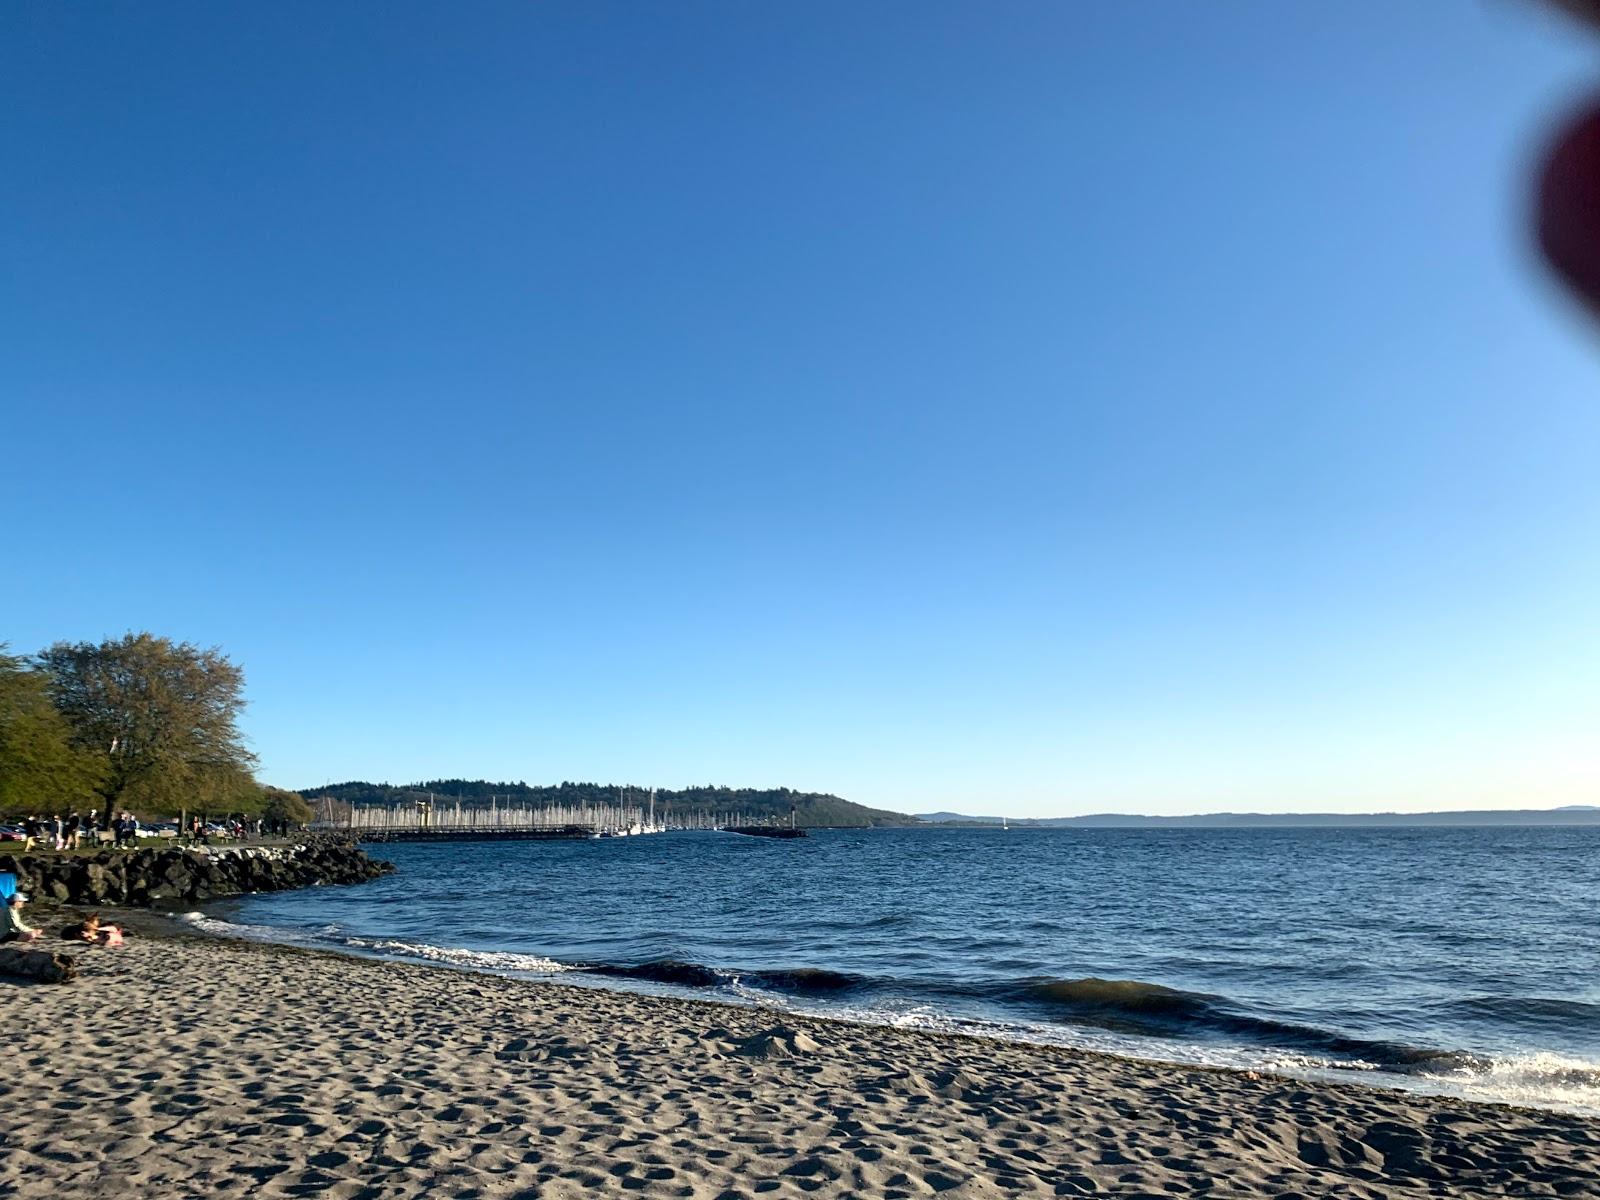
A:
[0, 837, 394, 907]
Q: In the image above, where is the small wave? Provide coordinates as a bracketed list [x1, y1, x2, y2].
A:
[1012, 976, 1467, 1073]
[1021, 977, 1211, 1016]
[353, 938, 570, 975]
[177, 911, 326, 947]
[585, 960, 729, 988]
[582, 959, 868, 995]
[748, 967, 865, 994]
[861, 913, 915, 930]
[1444, 995, 1600, 1028]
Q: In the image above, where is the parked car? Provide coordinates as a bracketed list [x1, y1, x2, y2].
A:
[0, 825, 25, 842]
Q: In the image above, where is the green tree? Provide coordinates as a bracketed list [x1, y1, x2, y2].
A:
[194, 764, 266, 819]
[0, 645, 103, 817]
[262, 786, 314, 826]
[37, 633, 258, 821]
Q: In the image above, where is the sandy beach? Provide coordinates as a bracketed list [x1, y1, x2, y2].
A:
[0, 931, 1593, 1199]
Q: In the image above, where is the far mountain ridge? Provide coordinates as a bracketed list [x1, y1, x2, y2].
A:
[916, 807, 1600, 828]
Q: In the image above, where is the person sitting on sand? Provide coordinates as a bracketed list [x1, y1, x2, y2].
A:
[59, 912, 123, 946]
[0, 893, 42, 944]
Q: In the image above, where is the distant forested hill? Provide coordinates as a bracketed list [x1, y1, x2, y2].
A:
[299, 780, 919, 828]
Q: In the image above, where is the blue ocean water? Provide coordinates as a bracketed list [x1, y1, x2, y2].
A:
[209, 826, 1600, 1111]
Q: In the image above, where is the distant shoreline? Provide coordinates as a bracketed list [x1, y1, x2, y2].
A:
[916, 808, 1600, 828]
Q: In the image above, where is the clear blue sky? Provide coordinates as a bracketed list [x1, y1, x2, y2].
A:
[4, 2, 1598, 816]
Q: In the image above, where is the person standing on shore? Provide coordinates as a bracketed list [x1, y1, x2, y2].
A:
[21, 816, 39, 853]
[51, 814, 64, 851]
[65, 812, 81, 851]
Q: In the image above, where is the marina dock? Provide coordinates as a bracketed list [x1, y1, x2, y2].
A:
[357, 824, 600, 843]
[329, 793, 812, 843]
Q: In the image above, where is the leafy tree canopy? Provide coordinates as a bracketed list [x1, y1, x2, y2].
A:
[262, 786, 313, 826]
[37, 632, 257, 819]
[0, 645, 104, 817]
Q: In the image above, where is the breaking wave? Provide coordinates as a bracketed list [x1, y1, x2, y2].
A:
[1429, 1051, 1600, 1109]
[584, 959, 726, 988]
[344, 937, 570, 975]
[1012, 976, 1467, 1072]
[583, 959, 867, 994]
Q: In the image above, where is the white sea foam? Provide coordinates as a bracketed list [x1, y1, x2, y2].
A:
[1423, 1051, 1600, 1112]
[178, 913, 570, 975]
[350, 937, 570, 975]
[713, 980, 1600, 1114]
[178, 911, 326, 947]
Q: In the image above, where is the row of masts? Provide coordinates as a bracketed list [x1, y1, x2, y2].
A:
[330, 789, 787, 835]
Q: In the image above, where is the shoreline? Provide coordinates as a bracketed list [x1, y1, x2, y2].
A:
[3, 916, 1595, 1198]
[174, 903, 1600, 1119]
[178, 914, 1585, 1117]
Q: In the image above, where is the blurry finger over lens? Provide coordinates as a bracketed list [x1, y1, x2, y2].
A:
[1538, 103, 1600, 313]
[1549, 0, 1600, 31]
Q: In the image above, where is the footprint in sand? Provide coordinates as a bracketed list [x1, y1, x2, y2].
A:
[496, 1036, 585, 1063]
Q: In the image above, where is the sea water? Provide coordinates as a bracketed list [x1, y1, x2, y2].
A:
[202, 825, 1600, 1113]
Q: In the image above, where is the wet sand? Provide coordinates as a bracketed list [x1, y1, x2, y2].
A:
[1, 934, 1595, 1198]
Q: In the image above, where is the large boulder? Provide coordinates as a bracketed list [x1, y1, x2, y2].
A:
[69, 861, 121, 904]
